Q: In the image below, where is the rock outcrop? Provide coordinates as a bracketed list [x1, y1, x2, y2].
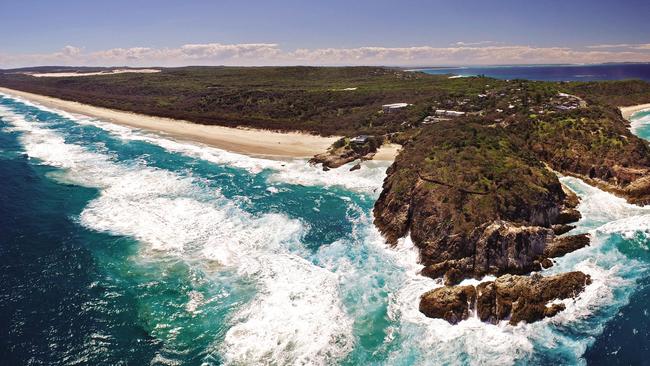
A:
[419, 285, 476, 324]
[310, 137, 382, 170]
[543, 233, 590, 259]
[419, 271, 591, 325]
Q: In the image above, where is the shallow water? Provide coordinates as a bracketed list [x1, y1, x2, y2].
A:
[0, 94, 649, 365]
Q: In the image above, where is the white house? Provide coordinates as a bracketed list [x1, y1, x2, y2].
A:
[350, 135, 371, 145]
[435, 109, 466, 117]
[382, 103, 410, 113]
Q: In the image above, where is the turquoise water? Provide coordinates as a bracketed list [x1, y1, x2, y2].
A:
[0, 94, 649, 365]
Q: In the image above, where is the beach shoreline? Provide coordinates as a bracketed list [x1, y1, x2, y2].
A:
[0, 86, 400, 161]
[620, 103, 650, 120]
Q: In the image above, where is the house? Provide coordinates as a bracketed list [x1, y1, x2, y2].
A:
[435, 109, 466, 117]
[350, 135, 371, 145]
[382, 103, 410, 113]
[422, 115, 451, 124]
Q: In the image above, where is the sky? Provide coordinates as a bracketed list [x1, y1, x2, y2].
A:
[1, 0, 650, 67]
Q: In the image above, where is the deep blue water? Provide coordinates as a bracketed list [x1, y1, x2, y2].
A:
[0, 93, 649, 365]
[416, 63, 650, 82]
[583, 108, 650, 365]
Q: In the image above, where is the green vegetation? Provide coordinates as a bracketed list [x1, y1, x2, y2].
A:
[0, 66, 471, 136]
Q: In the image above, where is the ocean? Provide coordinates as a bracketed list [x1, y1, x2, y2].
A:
[0, 93, 649, 365]
[415, 63, 650, 82]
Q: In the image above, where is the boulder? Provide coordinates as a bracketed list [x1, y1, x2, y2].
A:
[419, 285, 476, 324]
[349, 163, 361, 171]
[544, 233, 590, 258]
[556, 209, 582, 224]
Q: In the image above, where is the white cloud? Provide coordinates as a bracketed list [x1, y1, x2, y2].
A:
[586, 43, 636, 49]
[61, 45, 82, 56]
[586, 43, 650, 50]
[2, 42, 650, 68]
[452, 41, 499, 47]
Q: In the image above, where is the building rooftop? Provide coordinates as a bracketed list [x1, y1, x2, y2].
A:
[382, 103, 410, 108]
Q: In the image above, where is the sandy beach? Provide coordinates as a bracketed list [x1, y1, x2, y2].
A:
[620, 103, 650, 120]
[28, 68, 161, 78]
[0, 87, 400, 160]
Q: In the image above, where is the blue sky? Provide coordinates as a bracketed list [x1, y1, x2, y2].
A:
[1, 0, 650, 66]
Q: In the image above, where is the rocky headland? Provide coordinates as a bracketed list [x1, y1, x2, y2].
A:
[373, 102, 650, 324]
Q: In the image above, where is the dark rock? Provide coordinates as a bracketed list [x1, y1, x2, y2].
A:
[552, 224, 576, 235]
[544, 233, 590, 258]
[473, 221, 552, 276]
[422, 271, 591, 325]
[476, 271, 591, 325]
[556, 209, 582, 224]
[421, 259, 470, 280]
[540, 258, 554, 269]
[349, 163, 361, 171]
[419, 221, 554, 281]
[444, 268, 464, 286]
[419, 285, 476, 324]
[562, 186, 580, 209]
[476, 282, 497, 323]
[544, 303, 566, 318]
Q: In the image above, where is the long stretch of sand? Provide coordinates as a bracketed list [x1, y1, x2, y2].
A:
[0, 87, 400, 160]
[28, 69, 161, 78]
[620, 103, 650, 120]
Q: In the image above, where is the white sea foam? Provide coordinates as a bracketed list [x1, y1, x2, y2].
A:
[0, 104, 356, 365]
[221, 254, 353, 365]
[599, 214, 650, 239]
[0, 93, 389, 194]
[560, 176, 650, 228]
[630, 109, 650, 135]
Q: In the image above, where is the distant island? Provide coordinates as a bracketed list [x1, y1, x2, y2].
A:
[2, 65, 650, 324]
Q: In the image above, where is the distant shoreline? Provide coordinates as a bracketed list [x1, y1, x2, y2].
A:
[0, 87, 400, 161]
